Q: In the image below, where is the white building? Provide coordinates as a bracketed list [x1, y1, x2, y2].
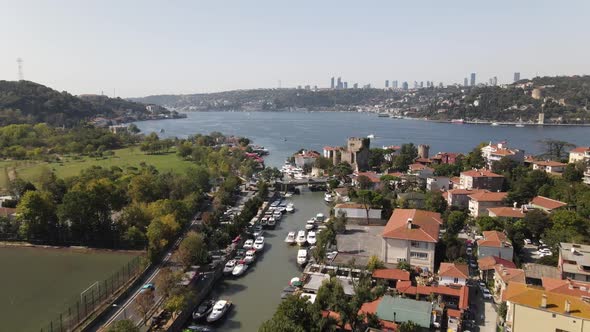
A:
[481, 141, 525, 169]
[438, 262, 469, 286]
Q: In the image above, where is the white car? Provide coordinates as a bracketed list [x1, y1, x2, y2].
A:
[482, 288, 492, 299]
[523, 239, 532, 245]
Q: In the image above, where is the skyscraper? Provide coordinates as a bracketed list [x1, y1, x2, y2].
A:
[493, 76, 498, 86]
[420, 81, 424, 88]
[470, 73, 476, 86]
[337, 77, 342, 89]
[464, 78, 468, 87]
[343, 82, 348, 89]
[513, 72, 521, 82]
[353, 83, 358, 89]
[385, 80, 389, 88]
[402, 81, 409, 90]
[393, 80, 398, 89]
[413, 81, 418, 89]
[330, 77, 335, 89]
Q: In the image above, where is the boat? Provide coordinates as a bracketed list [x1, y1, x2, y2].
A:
[286, 203, 294, 213]
[377, 113, 389, 117]
[223, 260, 237, 275]
[284, 231, 296, 244]
[232, 263, 248, 277]
[305, 219, 315, 230]
[243, 239, 254, 249]
[324, 192, 334, 203]
[206, 300, 232, 323]
[367, 134, 375, 139]
[159, 128, 165, 133]
[491, 122, 499, 126]
[451, 119, 465, 124]
[284, 192, 293, 198]
[253, 236, 265, 251]
[307, 231, 317, 245]
[316, 213, 325, 222]
[267, 217, 276, 229]
[515, 124, 525, 127]
[253, 226, 264, 238]
[244, 249, 257, 264]
[296, 230, 307, 246]
[297, 249, 308, 266]
[192, 299, 215, 321]
[186, 325, 214, 332]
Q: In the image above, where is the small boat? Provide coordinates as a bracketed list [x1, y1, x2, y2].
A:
[253, 226, 264, 238]
[267, 217, 276, 229]
[297, 249, 308, 266]
[244, 249, 257, 264]
[284, 192, 293, 198]
[315, 213, 325, 222]
[223, 260, 237, 275]
[159, 128, 165, 133]
[206, 300, 232, 323]
[307, 231, 317, 245]
[253, 236, 265, 251]
[324, 193, 334, 203]
[515, 124, 525, 127]
[491, 122, 499, 126]
[286, 203, 294, 213]
[367, 134, 375, 139]
[232, 263, 248, 277]
[451, 119, 464, 124]
[285, 231, 296, 244]
[192, 299, 215, 321]
[296, 230, 307, 246]
[305, 219, 315, 230]
[243, 239, 254, 250]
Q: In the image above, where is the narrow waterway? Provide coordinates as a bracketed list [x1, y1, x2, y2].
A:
[209, 189, 329, 331]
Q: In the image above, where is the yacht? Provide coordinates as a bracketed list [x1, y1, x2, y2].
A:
[286, 203, 295, 213]
[244, 249, 257, 264]
[284, 231, 296, 244]
[253, 236, 265, 251]
[267, 217, 276, 229]
[192, 299, 215, 321]
[296, 230, 307, 246]
[305, 219, 315, 230]
[306, 231, 317, 245]
[223, 260, 237, 275]
[324, 192, 334, 203]
[367, 134, 375, 139]
[316, 213, 325, 222]
[297, 249, 308, 266]
[515, 123, 525, 127]
[491, 122, 499, 126]
[206, 300, 232, 323]
[243, 239, 254, 249]
[284, 192, 293, 198]
[451, 119, 465, 124]
[232, 263, 248, 277]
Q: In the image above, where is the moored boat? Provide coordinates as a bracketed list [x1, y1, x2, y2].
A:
[232, 263, 248, 277]
[285, 231, 296, 244]
[243, 239, 254, 249]
[315, 213, 325, 222]
[307, 231, 317, 245]
[296, 230, 307, 246]
[244, 249, 257, 264]
[305, 219, 315, 230]
[192, 299, 215, 321]
[267, 217, 276, 229]
[324, 192, 334, 203]
[223, 260, 237, 275]
[286, 203, 294, 213]
[206, 300, 232, 323]
[297, 249, 308, 266]
[253, 236, 265, 251]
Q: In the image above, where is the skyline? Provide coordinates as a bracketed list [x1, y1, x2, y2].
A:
[1, 0, 589, 97]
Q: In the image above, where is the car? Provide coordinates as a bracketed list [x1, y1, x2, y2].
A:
[478, 281, 486, 289]
[141, 283, 155, 292]
[482, 288, 492, 299]
[466, 247, 473, 255]
[470, 261, 477, 269]
[523, 238, 532, 245]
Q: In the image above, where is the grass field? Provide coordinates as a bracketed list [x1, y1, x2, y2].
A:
[0, 147, 194, 189]
[0, 246, 140, 332]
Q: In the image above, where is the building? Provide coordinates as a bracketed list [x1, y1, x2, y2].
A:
[381, 209, 442, 271]
[487, 206, 526, 219]
[529, 196, 567, 213]
[504, 283, 590, 332]
[513, 72, 520, 82]
[569, 146, 590, 163]
[330, 77, 335, 89]
[532, 160, 567, 174]
[294, 150, 320, 168]
[430, 152, 463, 165]
[385, 80, 389, 88]
[393, 80, 398, 89]
[108, 124, 128, 134]
[523, 264, 560, 285]
[333, 203, 382, 224]
[408, 163, 434, 178]
[493, 265, 525, 302]
[339, 137, 371, 171]
[559, 243, 590, 282]
[470, 73, 476, 86]
[477, 230, 513, 261]
[438, 262, 469, 286]
[360, 296, 433, 329]
[372, 268, 411, 288]
[444, 189, 484, 209]
[402, 81, 409, 90]
[459, 169, 504, 191]
[352, 171, 382, 190]
[463, 77, 468, 87]
[337, 77, 342, 89]
[481, 141, 525, 168]
[542, 277, 590, 297]
[426, 176, 451, 191]
[478, 256, 517, 282]
[468, 191, 508, 217]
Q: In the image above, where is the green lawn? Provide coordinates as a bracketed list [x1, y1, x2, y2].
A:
[0, 147, 194, 189]
[0, 246, 140, 332]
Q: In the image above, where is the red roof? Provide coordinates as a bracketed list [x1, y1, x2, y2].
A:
[478, 256, 516, 270]
[0, 207, 16, 217]
[447, 309, 462, 318]
[487, 207, 525, 218]
[321, 311, 352, 330]
[542, 277, 590, 297]
[531, 196, 567, 210]
[396, 283, 470, 310]
[495, 266, 526, 284]
[468, 191, 507, 202]
[533, 160, 567, 167]
[356, 171, 381, 183]
[382, 209, 442, 243]
[372, 268, 411, 281]
[461, 169, 504, 178]
[477, 230, 511, 248]
[409, 163, 427, 171]
[438, 262, 469, 279]
[570, 146, 590, 153]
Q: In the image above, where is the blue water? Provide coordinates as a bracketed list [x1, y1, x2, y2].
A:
[135, 112, 590, 167]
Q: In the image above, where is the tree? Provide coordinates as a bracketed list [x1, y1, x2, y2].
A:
[368, 148, 386, 170]
[425, 191, 447, 213]
[393, 144, 418, 172]
[333, 211, 348, 234]
[491, 157, 518, 175]
[106, 319, 140, 332]
[259, 294, 320, 331]
[134, 290, 155, 325]
[17, 190, 58, 243]
[498, 301, 508, 321]
[9, 178, 36, 199]
[164, 294, 187, 318]
[476, 216, 503, 232]
[127, 123, 141, 134]
[177, 231, 209, 268]
[522, 210, 549, 240]
[464, 146, 485, 169]
[563, 163, 584, 182]
[356, 190, 383, 225]
[334, 162, 353, 179]
[356, 175, 372, 190]
[366, 255, 385, 272]
[398, 321, 419, 332]
[397, 261, 412, 271]
[446, 211, 467, 236]
[156, 267, 180, 299]
[538, 139, 574, 161]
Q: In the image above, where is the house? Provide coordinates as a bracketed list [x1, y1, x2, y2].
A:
[481, 141, 525, 168]
[522, 264, 560, 286]
[487, 206, 526, 219]
[395, 281, 469, 312]
[529, 196, 567, 213]
[585, 167, 590, 185]
[532, 160, 567, 174]
[493, 265, 526, 302]
[323, 146, 341, 160]
[468, 191, 508, 217]
[408, 163, 434, 178]
[333, 187, 350, 202]
[426, 176, 451, 191]
[542, 277, 590, 297]
[294, 150, 320, 168]
[459, 169, 504, 191]
[361, 296, 434, 329]
[372, 268, 410, 288]
[478, 256, 517, 282]
[444, 189, 484, 209]
[569, 146, 590, 163]
[396, 192, 426, 209]
[558, 243, 590, 282]
[334, 203, 382, 224]
[504, 283, 590, 332]
[438, 262, 469, 286]
[477, 231, 513, 261]
[381, 209, 442, 272]
[431, 152, 463, 165]
[382, 145, 401, 162]
[352, 171, 381, 189]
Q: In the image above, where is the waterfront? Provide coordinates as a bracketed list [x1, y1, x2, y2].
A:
[134, 111, 590, 168]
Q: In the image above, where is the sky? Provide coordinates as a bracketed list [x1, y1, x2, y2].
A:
[1, 0, 589, 97]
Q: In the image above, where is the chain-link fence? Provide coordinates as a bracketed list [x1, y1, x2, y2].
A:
[39, 255, 145, 332]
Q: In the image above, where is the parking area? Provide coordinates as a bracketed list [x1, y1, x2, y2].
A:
[333, 224, 385, 266]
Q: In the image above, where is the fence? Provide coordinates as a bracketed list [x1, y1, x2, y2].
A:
[39, 255, 145, 332]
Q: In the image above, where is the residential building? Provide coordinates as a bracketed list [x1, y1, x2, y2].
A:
[444, 188, 484, 209]
[426, 176, 451, 191]
[396, 192, 426, 209]
[569, 146, 590, 163]
[352, 171, 382, 190]
[559, 243, 590, 282]
[477, 230, 513, 261]
[493, 265, 525, 302]
[478, 256, 516, 282]
[487, 206, 526, 219]
[438, 262, 469, 286]
[470, 73, 476, 86]
[323, 146, 341, 162]
[333, 187, 350, 202]
[468, 191, 508, 217]
[513, 72, 520, 82]
[431, 152, 463, 165]
[542, 277, 590, 297]
[481, 141, 525, 168]
[334, 203, 382, 224]
[360, 296, 433, 329]
[523, 264, 560, 286]
[530, 196, 567, 213]
[395, 281, 469, 312]
[585, 167, 590, 185]
[532, 160, 567, 174]
[381, 209, 442, 271]
[294, 150, 320, 168]
[372, 268, 410, 288]
[408, 163, 434, 178]
[459, 169, 504, 191]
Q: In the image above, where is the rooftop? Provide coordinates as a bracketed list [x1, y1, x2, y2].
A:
[468, 191, 508, 202]
[495, 265, 526, 284]
[522, 263, 560, 281]
[542, 277, 590, 297]
[382, 209, 442, 243]
[487, 207, 526, 218]
[438, 262, 469, 279]
[505, 283, 590, 320]
[461, 169, 504, 178]
[376, 296, 433, 328]
[372, 268, 411, 281]
[478, 230, 512, 248]
[559, 243, 590, 273]
[570, 146, 590, 154]
[533, 160, 568, 167]
[531, 196, 567, 211]
[478, 256, 516, 271]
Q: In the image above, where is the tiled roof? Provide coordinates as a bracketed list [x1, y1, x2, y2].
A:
[395, 283, 469, 310]
[323, 146, 341, 151]
[570, 146, 590, 154]
[461, 169, 504, 178]
[448, 188, 483, 195]
[356, 171, 381, 183]
[487, 207, 525, 218]
[438, 262, 469, 279]
[478, 230, 511, 248]
[409, 163, 427, 171]
[468, 191, 507, 202]
[359, 298, 381, 315]
[533, 160, 567, 167]
[372, 268, 411, 281]
[382, 209, 442, 243]
[0, 207, 16, 217]
[542, 277, 590, 297]
[478, 256, 516, 271]
[494, 265, 526, 283]
[531, 196, 567, 210]
[505, 284, 590, 319]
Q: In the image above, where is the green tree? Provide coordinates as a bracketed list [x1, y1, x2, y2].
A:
[177, 231, 209, 268]
[356, 175, 372, 190]
[563, 163, 584, 182]
[17, 190, 58, 243]
[522, 209, 549, 241]
[476, 216, 503, 232]
[356, 190, 383, 225]
[425, 191, 447, 213]
[464, 146, 485, 169]
[446, 211, 467, 235]
[333, 211, 348, 234]
[164, 294, 187, 318]
[498, 302, 508, 321]
[134, 291, 155, 326]
[398, 321, 419, 332]
[397, 261, 412, 271]
[106, 319, 140, 332]
[259, 294, 320, 332]
[538, 139, 574, 161]
[366, 255, 385, 272]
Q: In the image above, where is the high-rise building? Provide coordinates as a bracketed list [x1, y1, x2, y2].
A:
[353, 83, 358, 89]
[337, 77, 342, 89]
[464, 78, 468, 87]
[393, 80, 398, 89]
[420, 81, 424, 88]
[438, 82, 443, 88]
[413, 81, 418, 89]
[493, 76, 498, 86]
[489, 78, 493, 85]
[304, 85, 311, 90]
[330, 77, 335, 89]
[470, 73, 476, 86]
[343, 82, 348, 89]
[402, 81, 409, 90]
[385, 80, 389, 88]
[514, 72, 521, 82]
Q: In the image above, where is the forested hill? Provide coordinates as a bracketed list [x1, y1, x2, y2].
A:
[0, 80, 167, 127]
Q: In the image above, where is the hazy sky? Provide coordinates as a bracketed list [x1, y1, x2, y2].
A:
[1, 0, 589, 97]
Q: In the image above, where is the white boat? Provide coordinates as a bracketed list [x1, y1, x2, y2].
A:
[324, 193, 334, 203]
[297, 249, 308, 266]
[253, 236, 265, 251]
[515, 124, 525, 127]
[491, 122, 499, 126]
[296, 230, 307, 246]
[316, 213, 325, 222]
[451, 118, 464, 124]
[244, 249, 256, 264]
[285, 231, 296, 244]
[367, 134, 375, 139]
[284, 192, 293, 198]
[223, 260, 237, 274]
[305, 219, 316, 230]
[232, 263, 248, 277]
[286, 203, 294, 213]
[206, 300, 232, 323]
[307, 231, 317, 245]
[243, 239, 254, 249]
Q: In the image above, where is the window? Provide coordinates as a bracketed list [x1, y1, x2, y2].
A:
[410, 252, 428, 260]
[397, 258, 407, 262]
[454, 278, 459, 284]
[411, 241, 420, 248]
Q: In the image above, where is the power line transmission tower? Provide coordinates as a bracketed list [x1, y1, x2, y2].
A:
[17, 58, 24, 81]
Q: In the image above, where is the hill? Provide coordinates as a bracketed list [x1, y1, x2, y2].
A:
[0, 80, 170, 127]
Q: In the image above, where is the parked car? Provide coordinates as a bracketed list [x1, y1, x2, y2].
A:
[466, 247, 473, 255]
[523, 238, 532, 245]
[482, 288, 492, 299]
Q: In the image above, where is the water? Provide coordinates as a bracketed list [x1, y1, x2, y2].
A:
[209, 190, 329, 331]
[135, 111, 590, 168]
